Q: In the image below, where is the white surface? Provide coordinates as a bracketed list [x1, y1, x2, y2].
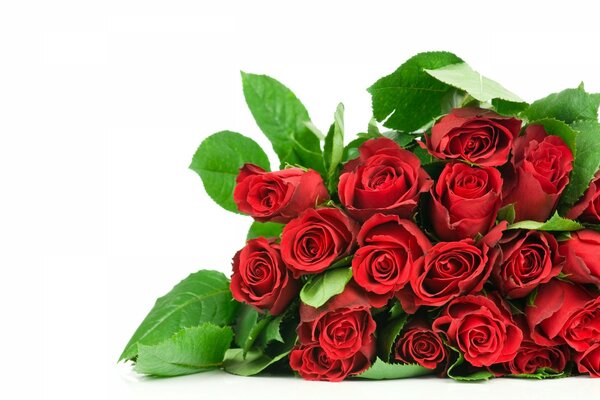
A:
[2, 0, 599, 399]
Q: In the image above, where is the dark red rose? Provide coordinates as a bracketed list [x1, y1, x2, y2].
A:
[559, 230, 600, 287]
[399, 239, 493, 314]
[392, 319, 448, 370]
[234, 164, 329, 223]
[491, 230, 563, 299]
[566, 171, 600, 224]
[298, 283, 376, 360]
[230, 237, 299, 316]
[429, 162, 503, 241]
[525, 279, 598, 350]
[503, 125, 574, 222]
[289, 343, 374, 382]
[575, 343, 600, 378]
[422, 107, 521, 167]
[433, 294, 523, 367]
[352, 214, 431, 296]
[338, 138, 432, 221]
[280, 208, 358, 277]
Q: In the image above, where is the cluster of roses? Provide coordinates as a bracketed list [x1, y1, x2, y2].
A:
[229, 107, 600, 381]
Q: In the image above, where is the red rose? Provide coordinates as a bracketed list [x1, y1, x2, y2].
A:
[422, 107, 521, 166]
[230, 237, 299, 316]
[298, 283, 376, 360]
[399, 239, 493, 314]
[566, 171, 600, 224]
[575, 343, 600, 378]
[234, 164, 329, 223]
[338, 138, 432, 221]
[392, 319, 448, 370]
[280, 208, 358, 277]
[491, 230, 562, 299]
[503, 125, 574, 222]
[525, 279, 598, 350]
[289, 343, 374, 382]
[559, 230, 600, 287]
[433, 294, 523, 367]
[352, 214, 431, 296]
[429, 162, 503, 241]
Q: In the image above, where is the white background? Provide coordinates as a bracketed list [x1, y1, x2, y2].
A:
[2, 0, 600, 399]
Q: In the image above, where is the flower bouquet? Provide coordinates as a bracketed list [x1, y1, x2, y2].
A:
[119, 51, 600, 382]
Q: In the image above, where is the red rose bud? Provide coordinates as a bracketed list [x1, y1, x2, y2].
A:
[491, 230, 563, 299]
[525, 279, 598, 350]
[234, 164, 329, 223]
[230, 237, 299, 316]
[280, 208, 358, 277]
[352, 214, 431, 296]
[503, 125, 574, 222]
[289, 342, 374, 382]
[566, 171, 600, 224]
[559, 230, 600, 287]
[338, 138, 432, 221]
[433, 294, 523, 367]
[575, 343, 600, 378]
[422, 107, 521, 167]
[429, 162, 503, 241]
[298, 283, 376, 360]
[392, 319, 448, 370]
[399, 239, 494, 313]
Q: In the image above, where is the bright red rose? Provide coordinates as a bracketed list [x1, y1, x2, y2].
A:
[234, 164, 329, 223]
[559, 230, 600, 287]
[298, 283, 376, 360]
[503, 125, 574, 222]
[392, 319, 448, 370]
[525, 279, 598, 350]
[429, 162, 503, 241]
[422, 107, 521, 167]
[575, 343, 600, 378]
[289, 343, 374, 382]
[491, 230, 562, 299]
[338, 138, 432, 221]
[566, 171, 600, 224]
[399, 239, 493, 314]
[280, 208, 358, 277]
[230, 237, 299, 316]
[352, 214, 431, 296]
[433, 294, 523, 367]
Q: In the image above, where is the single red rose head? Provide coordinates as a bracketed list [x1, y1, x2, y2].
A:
[559, 230, 600, 287]
[338, 137, 432, 221]
[429, 162, 503, 241]
[575, 343, 600, 378]
[392, 319, 448, 370]
[234, 164, 329, 223]
[433, 294, 523, 367]
[503, 125, 574, 222]
[289, 343, 374, 382]
[566, 171, 600, 224]
[230, 237, 300, 316]
[422, 107, 521, 167]
[491, 230, 563, 299]
[280, 207, 358, 277]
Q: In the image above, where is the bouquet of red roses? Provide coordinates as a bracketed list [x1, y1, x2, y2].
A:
[119, 51, 600, 382]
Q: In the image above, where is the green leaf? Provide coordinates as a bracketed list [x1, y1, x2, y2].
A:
[223, 348, 290, 376]
[190, 131, 270, 213]
[525, 85, 600, 124]
[355, 358, 433, 380]
[300, 267, 353, 308]
[342, 137, 368, 162]
[492, 98, 530, 116]
[119, 270, 237, 361]
[560, 120, 600, 208]
[508, 212, 584, 232]
[324, 103, 345, 180]
[446, 347, 494, 381]
[529, 118, 577, 156]
[383, 131, 418, 148]
[134, 324, 233, 377]
[241, 72, 324, 173]
[510, 367, 568, 380]
[368, 51, 464, 132]
[246, 221, 285, 240]
[497, 203, 516, 224]
[377, 313, 409, 362]
[234, 304, 259, 348]
[424, 62, 525, 105]
[257, 315, 285, 346]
